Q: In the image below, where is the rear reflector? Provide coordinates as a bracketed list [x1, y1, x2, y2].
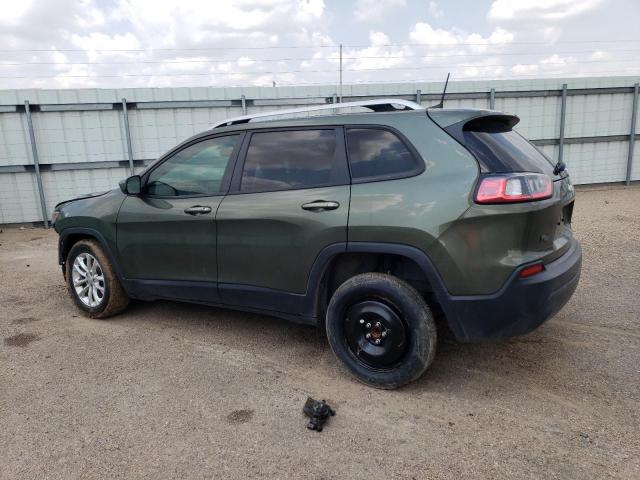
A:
[475, 173, 553, 204]
[519, 263, 544, 278]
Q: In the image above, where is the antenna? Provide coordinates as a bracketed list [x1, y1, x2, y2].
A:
[430, 72, 450, 109]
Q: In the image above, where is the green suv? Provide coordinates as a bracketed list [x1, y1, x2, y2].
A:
[53, 99, 581, 389]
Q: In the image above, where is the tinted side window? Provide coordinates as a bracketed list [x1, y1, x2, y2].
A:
[456, 118, 555, 175]
[346, 128, 419, 180]
[145, 135, 239, 196]
[240, 129, 339, 193]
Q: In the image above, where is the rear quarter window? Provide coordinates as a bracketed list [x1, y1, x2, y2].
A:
[345, 128, 423, 182]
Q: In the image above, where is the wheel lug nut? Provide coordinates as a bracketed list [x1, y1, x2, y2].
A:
[375, 322, 382, 328]
[374, 339, 381, 345]
[359, 319, 365, 324]
[365, 333, 371, 339]
[365, 323, 371, 329]
[381, 331, 387, 338]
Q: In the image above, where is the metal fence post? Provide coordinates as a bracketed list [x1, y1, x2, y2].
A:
[626, 83, 639, 185]
[489, 88, 495, 109]
[241, 94, 247, 115]
[339, 44, 343, 103]
[121, 98, 134, 175]
[558, 83, 568, 165]
[24, 100, 49, 228]
[416, 89, 421, 104]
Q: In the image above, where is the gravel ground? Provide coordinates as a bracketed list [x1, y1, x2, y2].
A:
[1, 185, 639, 479]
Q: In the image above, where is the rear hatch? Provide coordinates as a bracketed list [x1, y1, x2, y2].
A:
[440, 110, 575, 226]
[427, 108, 576, 294]
[429, 109, 565, 177]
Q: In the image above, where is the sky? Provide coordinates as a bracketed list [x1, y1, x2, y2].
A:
[0, 0, 639, 90]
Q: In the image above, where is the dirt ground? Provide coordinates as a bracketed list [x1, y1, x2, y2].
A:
[1, 185, 639, 480]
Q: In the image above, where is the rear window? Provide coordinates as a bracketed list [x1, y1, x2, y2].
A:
[346, 128, 422, 181]
[451, 117, 556, 176]
[240, 129, 342, 193]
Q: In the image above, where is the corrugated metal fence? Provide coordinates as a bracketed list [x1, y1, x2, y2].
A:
[1, 76, 639, 225]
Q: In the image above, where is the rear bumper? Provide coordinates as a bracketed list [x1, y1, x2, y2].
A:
[444, 239, 582, 342]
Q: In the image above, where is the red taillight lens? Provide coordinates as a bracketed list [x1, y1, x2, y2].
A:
[519, 262, 544, 278]
[475, 173, 553, 204]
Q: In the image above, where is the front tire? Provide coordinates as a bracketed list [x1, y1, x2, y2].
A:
[65, 239, 130, 318]
[326, 273, 437, 389]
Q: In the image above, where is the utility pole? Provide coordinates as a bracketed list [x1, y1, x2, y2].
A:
[339, 43, 343, 103]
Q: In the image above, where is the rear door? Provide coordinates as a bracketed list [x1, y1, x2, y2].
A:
[216, 127, 350, 302]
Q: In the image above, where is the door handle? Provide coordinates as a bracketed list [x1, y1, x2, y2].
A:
[301, 200, 340, 212]
[184, 205, 212, 215]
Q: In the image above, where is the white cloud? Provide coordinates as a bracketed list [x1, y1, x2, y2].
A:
[295, 0, 325, 21]
[428, 1, 443, 18]
[0, 0, 637, 89]
[115, 0, 323, 34]
[409, 23, 514, 49]
[409, 23, 459, 45]
[540, 53, 571, 65]
[488, 0, 605, 23]
[512, 63, 539, 74]
[0, 0, 36, 26]
[354, 0, 405, 22]
[70, 32, 141, 52]
[369, 31, 390, 47]
[237, 56, 256, 67]
[590, 50, 609, 60]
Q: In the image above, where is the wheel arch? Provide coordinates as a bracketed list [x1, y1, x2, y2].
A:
[308, 242, 464, 339]
[58, 227, 125, 283]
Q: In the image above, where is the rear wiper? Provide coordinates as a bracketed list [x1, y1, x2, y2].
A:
[553, 161, 566, 176]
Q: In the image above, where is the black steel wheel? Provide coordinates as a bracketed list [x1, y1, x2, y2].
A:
[326, 273, 437, 389]
[344, 300, 408, 370]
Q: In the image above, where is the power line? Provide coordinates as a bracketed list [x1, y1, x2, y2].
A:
[346, 59, 640, 71]
[2, 64, 638, 80]
[1, 39, 638, 53]
[3, 49, 640, 66]
[0, 45, 338, 53]
[343, 39, 640, 48]
[273, 70, 640, 86]
[1, 71, 636, 88]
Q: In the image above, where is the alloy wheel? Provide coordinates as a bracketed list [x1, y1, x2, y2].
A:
[71, 253, 105, 308]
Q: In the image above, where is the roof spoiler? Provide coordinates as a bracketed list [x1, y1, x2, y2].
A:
[427, 109, 520, 130]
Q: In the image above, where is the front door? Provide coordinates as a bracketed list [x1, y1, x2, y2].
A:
[216, 127, 350, 305]
[117, 133, 242, 288]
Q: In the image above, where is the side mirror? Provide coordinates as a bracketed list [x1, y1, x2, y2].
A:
[119, 175, 141, 195]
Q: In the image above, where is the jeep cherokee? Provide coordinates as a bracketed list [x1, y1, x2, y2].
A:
[53, 99, 582, 389]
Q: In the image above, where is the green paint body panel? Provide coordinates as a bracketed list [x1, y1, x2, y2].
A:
[216, 186, 349, 293]
[347, 113, 480, 293]
[54, 189, 124, 255]
[53, 107, 578, 308]
[431, 176, 575, 294]
[117, 195, 223, 281]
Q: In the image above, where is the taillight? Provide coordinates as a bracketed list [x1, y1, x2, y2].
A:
[475, 173, 553, 204]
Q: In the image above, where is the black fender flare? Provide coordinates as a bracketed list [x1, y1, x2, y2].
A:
[58, 227, 127, 286]
[304, 241, 465, 340]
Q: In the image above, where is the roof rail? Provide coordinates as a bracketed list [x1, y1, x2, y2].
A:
[210, 98, 424, 129]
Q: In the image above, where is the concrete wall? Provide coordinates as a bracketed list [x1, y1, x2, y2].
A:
[0, 76, 638, 224]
